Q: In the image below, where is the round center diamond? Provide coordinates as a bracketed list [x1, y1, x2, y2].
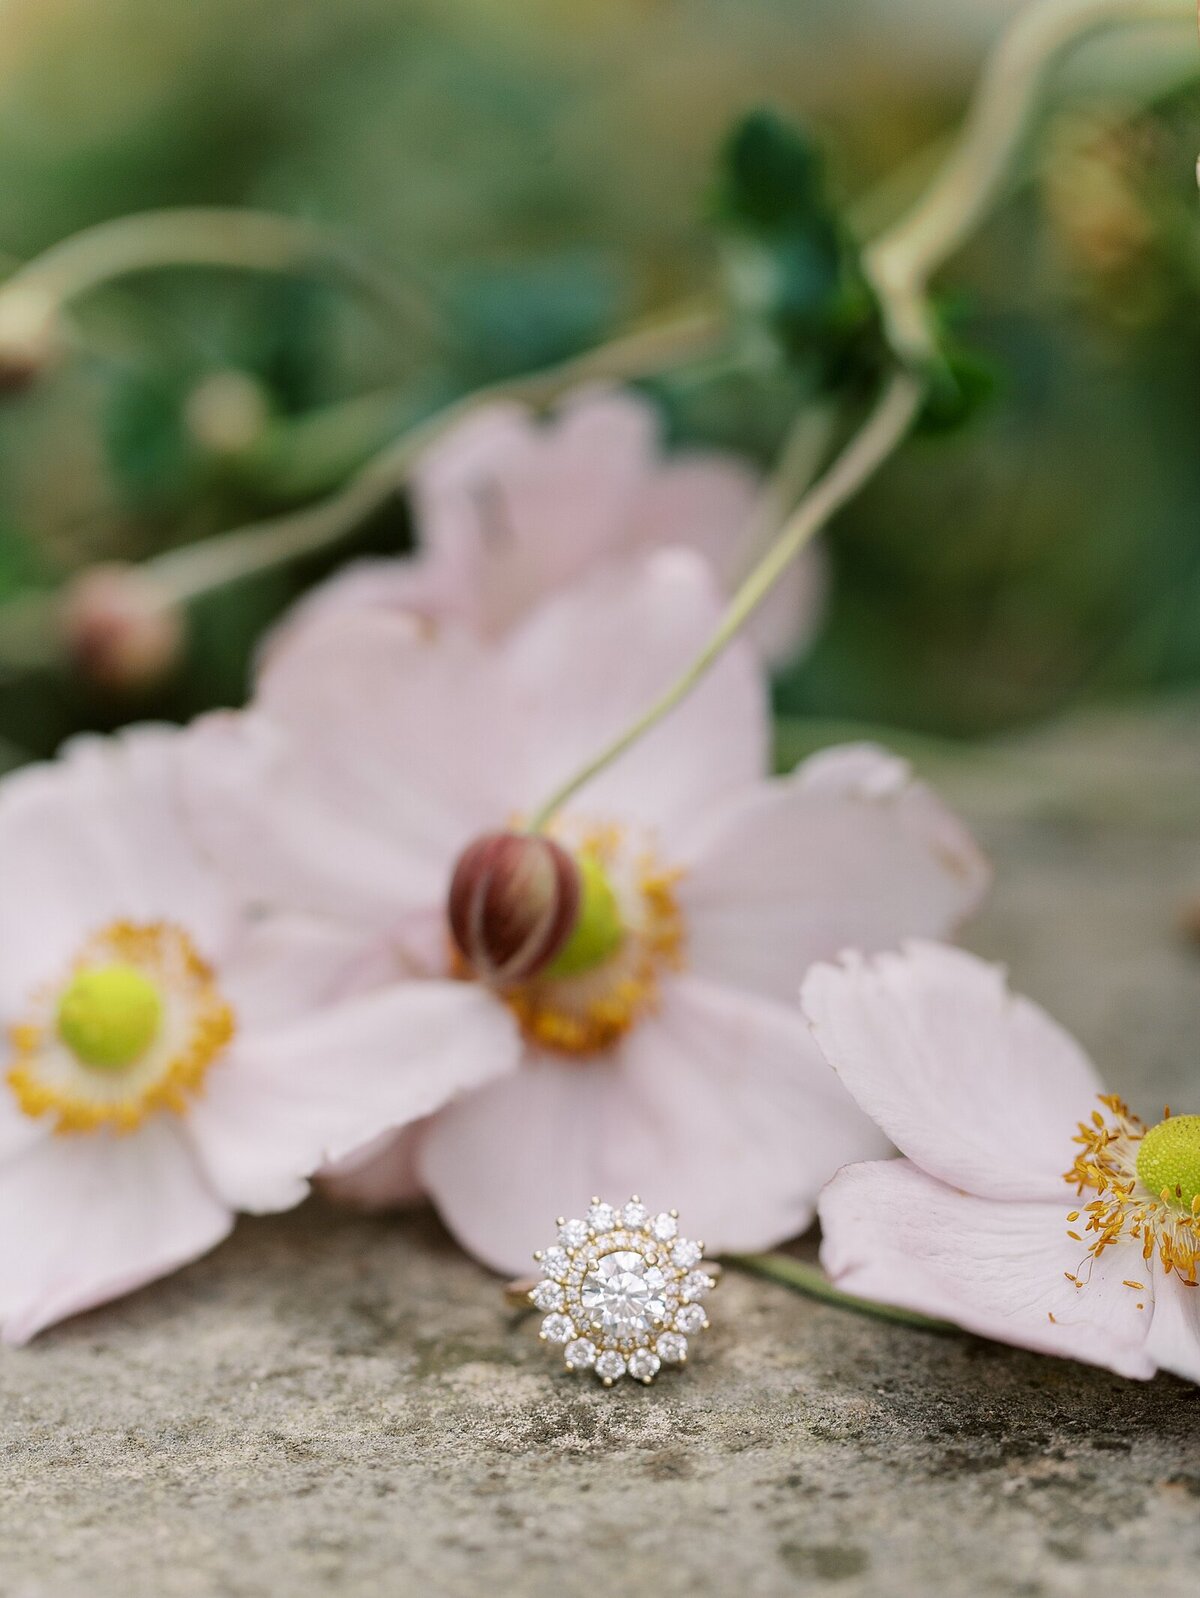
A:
[581, 1249, 667, 1338]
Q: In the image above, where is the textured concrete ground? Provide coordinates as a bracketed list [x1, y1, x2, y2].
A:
[2, 705, 1199, 1597]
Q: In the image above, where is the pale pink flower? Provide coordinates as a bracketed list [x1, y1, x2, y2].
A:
[805, 942, 1200, 1383]
[0, 726, 518, 1342]
[267, 386, 824, 668]
[182, 550, 988, 1275]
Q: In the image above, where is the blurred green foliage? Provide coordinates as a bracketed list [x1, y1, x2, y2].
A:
[713, 108, 880, 382]
[0, 0, 1196, 755]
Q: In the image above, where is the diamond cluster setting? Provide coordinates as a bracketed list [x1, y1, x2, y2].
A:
[531, 1196, 713, 1385]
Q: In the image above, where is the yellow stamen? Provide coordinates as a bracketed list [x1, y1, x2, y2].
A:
[1064, 1094, 1200, 1288]
[8, 921, 234, 1134]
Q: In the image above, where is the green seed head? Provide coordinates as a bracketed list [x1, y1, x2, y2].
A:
[1135, 1115, 1200, 1211]
[544, 852, 625, 979]
[56, 963, 163, 1071]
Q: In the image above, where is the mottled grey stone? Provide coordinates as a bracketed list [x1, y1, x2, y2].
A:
[2, 706, 1200, 1597]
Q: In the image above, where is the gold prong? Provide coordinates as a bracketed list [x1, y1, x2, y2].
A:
[669, 1208, 679, 1218]
[591, 1195, 600, 1206]
[556, 1216, 565, 1227]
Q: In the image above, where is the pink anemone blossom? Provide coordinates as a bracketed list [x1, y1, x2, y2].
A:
[805, 941, 1200, 1383]
[182, 550, 988, 1276]
[266, 386, 824, 669]
[0, 726, 519, 1341]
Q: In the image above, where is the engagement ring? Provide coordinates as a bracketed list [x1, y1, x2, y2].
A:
[506, 1196, 719, 1385]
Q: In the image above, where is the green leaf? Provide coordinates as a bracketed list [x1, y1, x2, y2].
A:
[717, 108, 827, 232]
[713, 108, 881, 380]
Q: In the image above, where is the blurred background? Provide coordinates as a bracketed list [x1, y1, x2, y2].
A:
[0, 0, 1196, 764]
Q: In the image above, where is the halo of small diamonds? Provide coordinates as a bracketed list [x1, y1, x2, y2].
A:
[530, 1196, 712, 1385]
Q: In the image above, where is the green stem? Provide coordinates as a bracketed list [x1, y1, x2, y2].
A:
[525, 0, 1194, 830]
[728, 1252, 954, 1334]
[0, 300, 725, 661]
[0, 206, 434, 335]
[865, 0, 1195, 366]
[527, 370, 922, 831]
[144, 301, 724, 603]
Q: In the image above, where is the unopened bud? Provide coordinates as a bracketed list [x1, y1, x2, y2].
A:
[449, 832, 580, 987]
[184, 369, 269, 458]
[0, 285, 62, 394]
[61, 562, 184, 692]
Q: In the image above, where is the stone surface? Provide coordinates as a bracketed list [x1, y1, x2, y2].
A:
[3, 705, 1200, 1596]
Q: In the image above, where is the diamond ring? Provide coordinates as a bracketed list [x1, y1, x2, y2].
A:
[506, 1196, 719, 1385]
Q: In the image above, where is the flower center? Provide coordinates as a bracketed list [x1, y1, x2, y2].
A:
[56, 964, 163, 1070]
[1065, 1095, 1200, 1290]
[543, 852, 624, 978]
[1135, 1115, 1200, 1211]
[8, 921, 234, 1133]
[502, 823, 684, 1056]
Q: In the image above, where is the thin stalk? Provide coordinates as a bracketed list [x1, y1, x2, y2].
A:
[0, 299, 725, 657]
[865, 0, 1195, 365]
[143, 301, 724, 603]
[525, 0, 1194, 829]
[526, 369, 923, 830]
[728, 1252, 954, 1334]
[0, 206, 436, 335]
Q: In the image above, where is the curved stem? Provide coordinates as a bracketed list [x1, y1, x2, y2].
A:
[527, 370, 922, 831]
[865, 0, 1194, 364]
[0, 299, 724, 659]
[0, 206, 431, 332]
[525, 0, 1194, 829]
[144, 301, 724, 602]
[727, 1252, 953, 1334]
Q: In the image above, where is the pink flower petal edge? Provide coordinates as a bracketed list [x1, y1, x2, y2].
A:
[806, 942, 1199, 1383]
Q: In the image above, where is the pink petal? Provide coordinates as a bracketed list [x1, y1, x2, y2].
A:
[0, 1086, 48, 1165]
[256, 553, 468, 675]
[0, 725, 238, 1014]
[180, 613, 515, 926]
[320, 1120, 428, 1209]
[624, 455, 825, 664]
[186, 982, 521, 1213]
[1145, 1274, 1200, 1384]
[420, 973, 887, 1275]
[0, 1119, 231, 1344]
[217, 913, 383, 1033]
[414, 388, 658, 637]
[802, 942, 1104, 1199]
[819, 1158, 1156, 1379]
[678, 744, 989, 1007]
[622, 455, 759, 581]
[506, 549, 768, 834]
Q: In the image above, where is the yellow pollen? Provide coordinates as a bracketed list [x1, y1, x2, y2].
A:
[1064, 1094, 1200, 1289]
[493, 824, 685, 1057]
[8, 921, 234, 1134]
